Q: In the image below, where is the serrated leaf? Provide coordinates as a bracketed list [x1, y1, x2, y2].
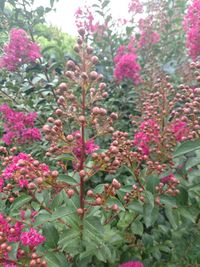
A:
[128, 200, 143, 214]
[185, 156, 200, 170]
[173, 139, 200, 158]
[11, 194, 32, 211]
[51, 207, 75, 221]
[165, 207, 178, 229]
[57, 174, 78, 185]
[131, 220, 143, 236]
[43, 223, 59, 248]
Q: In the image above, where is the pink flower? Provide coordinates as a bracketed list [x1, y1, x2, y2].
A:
[128, 0, 143, 13]
[134, 119, 160, 155]
[4, 264, 18, 267]
[72, 131, 99, 158]
[119, 261, 144, 267]
[161, 173, 179, 184]
[0, 28, 41, 71]
[183, 0, 200, 59]
[0, 152, 50, 191]
[20, 228, 45, 247]
[138, 17, 160, 48]
[8, 222, 24, 242]
[133, 132, 150, 155]
[161, 174, 174, 184]
[114, 52, 141, 84]
[75, 5, 96, 33]
[0, 104, 41, 145]
[170, 120, 189, 141]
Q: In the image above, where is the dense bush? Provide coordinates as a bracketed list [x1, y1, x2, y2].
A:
[0, 0, 200, 266]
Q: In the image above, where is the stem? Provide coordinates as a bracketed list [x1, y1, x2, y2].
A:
[79, 86, 86, 212]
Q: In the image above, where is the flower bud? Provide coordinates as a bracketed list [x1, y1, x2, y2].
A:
[112, 179, 121, 189]
[78, 27, 85, 36]
[90, 71, 98, 80]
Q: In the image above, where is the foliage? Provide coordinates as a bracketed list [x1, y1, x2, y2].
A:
[0, 0, 200, 267]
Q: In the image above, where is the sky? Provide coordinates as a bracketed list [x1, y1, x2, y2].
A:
[33, 0, 130, 35]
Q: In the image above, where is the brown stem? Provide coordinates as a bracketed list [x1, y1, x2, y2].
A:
[79, 87, 86, 212]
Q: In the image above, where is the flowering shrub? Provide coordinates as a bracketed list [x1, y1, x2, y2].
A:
[183, 0, 200, 60]
[0, 104, 41, 145]
[0, 28, 41, 71]
[0, 0, 200, 266]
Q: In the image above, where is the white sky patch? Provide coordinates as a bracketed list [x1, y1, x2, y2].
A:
[33, 0, 130, 35]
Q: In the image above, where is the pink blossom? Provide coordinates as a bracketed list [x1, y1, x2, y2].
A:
[8, 222, 24, 242]
[0, 104, 41, 145]
[138, 31, 160, 48]
[4, 264, 18, 267]
[119, 261, 144, 267]
[133, 132, 150, 155]
[138, 17, 160, 48]
[0, 153, 50, 191]
[114, 53, 141, 84]
[133, 119, 160, 155]
[75, 5, 96, 33]
[20, 228, 45, 247]
[170, 120, 189, 141]
[161, 173, 174, 184]
[128, 0, 143, 13]
[161, 173, 179, 184]
[72, 131, 99, 158]
[0, 28, 41, 71]
[183, 0, 200, 59]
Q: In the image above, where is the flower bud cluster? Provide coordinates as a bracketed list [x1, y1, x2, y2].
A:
[155, 174, 180, 198]
[90, 106, 117, 135]
[131, 73, 200, 173]
[0, 152, 53, 200]
[92, 131, 134, 174]
[124, 184, 144, 203]
[86, 178, 121, 212]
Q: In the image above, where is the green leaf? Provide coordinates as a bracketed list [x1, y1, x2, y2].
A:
[175, 187, 188, 205]
[51, 207, 75, 221]
[173, 139, 200, 158]
[131, 220, 143, 236]
[127, 200, 143, 214]
[58, 229, 80, 254]
[165, 207, 178, 229]
[57, 174, 78, 185]
[11, 194, 32, 211]
[185, 156, 200, 170]
[55, 154, 74, 161]
[45, 252, 71, 267]
[146, 175, 160, 193]
[42, 223, 59, 248]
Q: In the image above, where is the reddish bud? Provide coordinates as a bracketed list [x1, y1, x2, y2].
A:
[77, 208, 84, 215]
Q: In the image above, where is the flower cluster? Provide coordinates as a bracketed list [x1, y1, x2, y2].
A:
[0, 214, 46, 267]
[0, 104, 41, 146]
[138, 17, 160, 48]
[183, 0, 200, 60]
[0, 152, 51, 199]
[20, 228, 45, 247]
[170, 120, 190, 142]
[133, 119, 160, 155]
[72, 131, 99, 158]
[75, 5, 99, 33]
[0, 28, 41, 71]
[114, 41, 141, 84]
[119, 261, 144, 267]
[128, 0, 143, 14]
